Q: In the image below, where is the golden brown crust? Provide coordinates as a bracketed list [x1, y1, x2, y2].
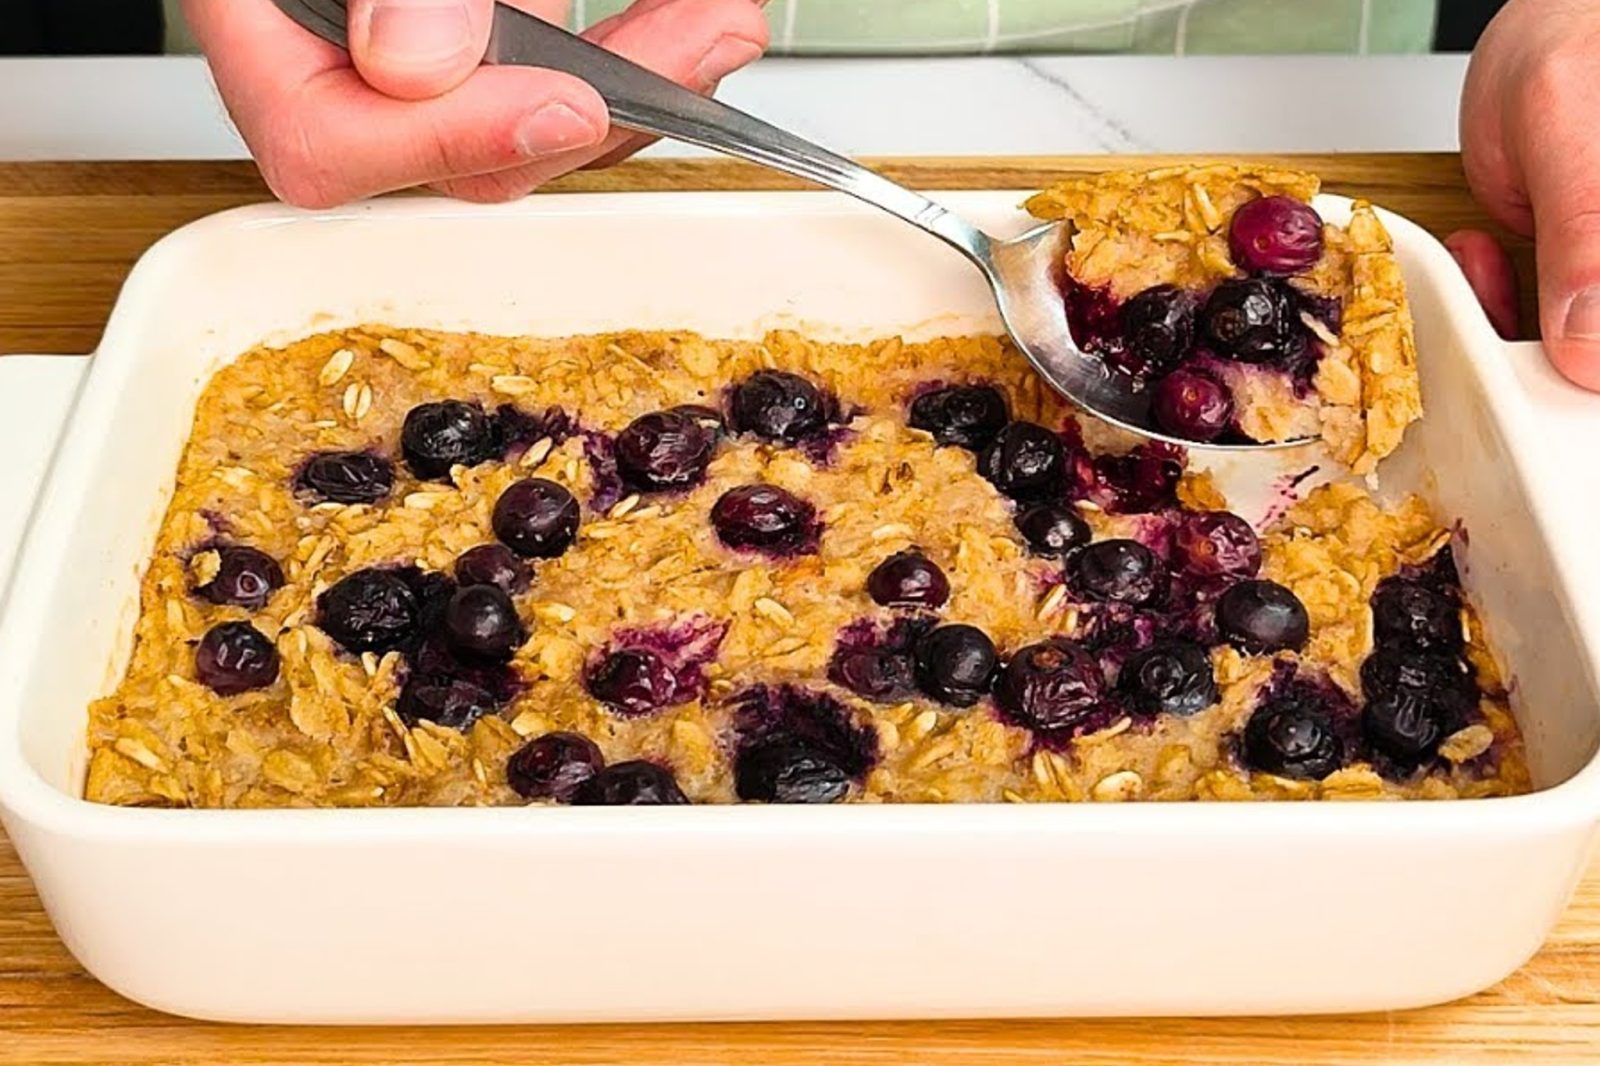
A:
[83, 324, 1523, 808]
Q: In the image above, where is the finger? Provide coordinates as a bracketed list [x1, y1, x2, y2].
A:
[430, 0, 767, 202]
[250, 66, 608, 207]
[346, 0, 495, 100]
[1445, 229, 1521, 339]
[1515, 48, 1600, 390]
[184, 0, 346, 90]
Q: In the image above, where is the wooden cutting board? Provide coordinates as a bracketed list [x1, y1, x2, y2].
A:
[1, 155, 1589, 1066]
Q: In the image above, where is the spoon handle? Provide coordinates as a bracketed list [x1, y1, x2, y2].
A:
[284, 0, 994, 268]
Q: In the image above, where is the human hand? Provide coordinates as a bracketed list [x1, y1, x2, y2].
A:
[184, 0, 769, 208]
[1458, 0, 1600, 389]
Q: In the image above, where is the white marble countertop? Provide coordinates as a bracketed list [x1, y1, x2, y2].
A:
[0, 53, 1468, 162]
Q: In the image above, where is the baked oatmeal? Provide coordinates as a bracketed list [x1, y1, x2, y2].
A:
[1026, 164, 1420, 469]
[82, 167, 1526, 808]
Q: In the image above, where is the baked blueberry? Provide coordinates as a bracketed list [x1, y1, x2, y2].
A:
[453, 544, 530, 596]
[667, 403, 727, 437]
[829, 647, 918, 703]
[1243, 689, 1345, 780]
[195, 545, 284, 610]
[1362, 688, 1446, 766]
[735, 738, 851, 803]
[1121, 284, 1197, 376]
[994, 638, 1105, 733]
[614, 410, 718, 493]
[1201, 278, 1301, 364]
[1172, 511, 1261, 580]
[1360, 647, 1476, 723]
[729, 370, 828, 444]
[710, 484, 818, 554]
[316, 568, 419, 653]
[907, 384, 1010, 451]
[977, 421, 1066, 502]
[1152, 368, 1234, 442]
[1119, 640, 1217, 717]
[866, 550, 950, 608]
[912, 624, 998, 707]
[1069, 539, 1164, 606]
[1216, 579, 1309, 652]
[492, 478, 580, 559]
[395, 673, 498, 730]
[441, 585, 526, 662]
[195, 621, 280, 695]
[585, 647, 679, 717]
[293, 451, 394, 504]
[1014, 502, 1092, 558]
[1371, 578, 1462, 654]
[572, 761, 690, 805]
[401, 400, 497, 481]
[1228, 196, 1325, 275]
[506, 732, 605, 801]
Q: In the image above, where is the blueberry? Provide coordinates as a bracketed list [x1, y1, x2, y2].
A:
[572, 761, 690, 805]
[1014, 502, 1091, 557]
[1121, 285, 1197, 376]
[710, 484, 818, 554]
[195, 545, 284, 610]
[977, 422, 1066, 502]
[294, 451, 394, 504]
[1216, 579, 1309, 652]
[1172, 511, 1261, 580]
[1228, 196, 1325, 275]
[506, 732, 604, 801]
[401, 400, 497, 481]
[829, 646, 917, 703]
[195, 621, 280, 695]
[1152, 368, 1234, 442]
[1069, 539, 1164, 606]
[316, 568, 419, 653]
[1089, 444, 1186, 515]
[441, 585, 526, 663]
[866, 550, 950, 608]
[1242, 691, 1345, 780]
[1201, 278, 1302, 364]
[729, 370, 828, 444]
[994, 638, 1104, 733]
[1360, 647, 1476, 724]
[912, 624, 998, 707]
[614, 410, 717, 493]
[1362, 688, 1446, 766]
[735, 739, 851, 803]
[454, 544, 530, 595]
[1118, 640, 1217, 717]
[395, 673, 498, 730]
[492, 478, 580, 559]
[907, 384, 1010, 451]
[1371, 579, 1462, 654]
[585, 648, 679, 717]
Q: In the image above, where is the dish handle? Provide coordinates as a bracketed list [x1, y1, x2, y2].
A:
[1503, 340, 1600, 436]
[0, 355, 91, 599]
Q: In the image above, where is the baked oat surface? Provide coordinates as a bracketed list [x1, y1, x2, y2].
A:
[1025, 164, 1422, 472]
[84, 319, 1527, 808]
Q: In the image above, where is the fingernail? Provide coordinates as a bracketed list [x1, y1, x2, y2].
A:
[692, 35, 765, 89]
[369, 0, 475, 66]
[515, 102, 604, 158]
[1564, 286, 1600, 339]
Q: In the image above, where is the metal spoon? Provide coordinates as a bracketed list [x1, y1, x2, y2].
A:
[273, 0, 1305, 449]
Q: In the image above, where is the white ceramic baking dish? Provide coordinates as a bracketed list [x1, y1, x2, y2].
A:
[2, 191, 1600, 1024]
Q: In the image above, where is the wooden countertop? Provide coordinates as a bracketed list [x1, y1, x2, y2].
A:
[2, 155, 1591, 1066]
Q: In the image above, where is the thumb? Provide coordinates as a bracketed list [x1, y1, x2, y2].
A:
[347, 0, 494, 100]
[1520, 70, 1600, 390]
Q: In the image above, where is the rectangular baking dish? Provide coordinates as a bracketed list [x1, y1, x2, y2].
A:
[3, 191, 1600, 1023]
